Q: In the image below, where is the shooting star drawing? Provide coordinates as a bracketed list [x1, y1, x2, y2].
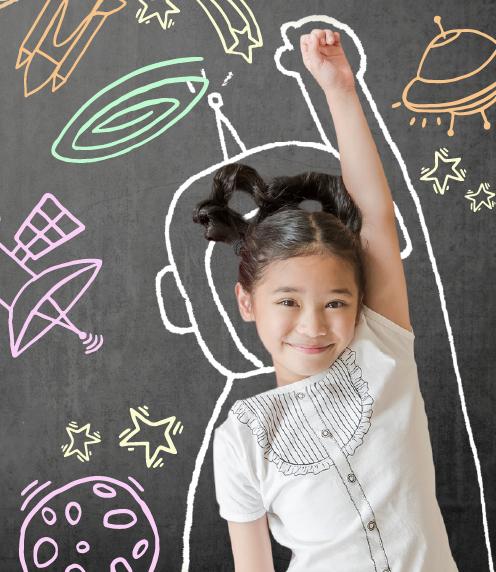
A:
[134, 0, 262, 59]
[16, 0, 127, 97]
[0, 193, 103, 358]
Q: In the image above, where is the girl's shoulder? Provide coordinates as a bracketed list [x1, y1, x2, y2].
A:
[361, 304, 415, 340]
[357, 304, 415, 359]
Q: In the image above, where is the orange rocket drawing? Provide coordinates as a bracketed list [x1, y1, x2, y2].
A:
[0, 0, 19, 11]
[16, 0, 127, 97]
[393, 16, 496, 136]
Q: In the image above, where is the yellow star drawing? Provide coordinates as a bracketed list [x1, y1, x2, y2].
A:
[465, 182, 495, 212]
[420, 148, 467, 195]
[119, 406, 180, 469]
[136, 0, 180, 30]
[62, 423, 101, 462]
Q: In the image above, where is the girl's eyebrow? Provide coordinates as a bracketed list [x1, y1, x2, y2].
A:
[271, 286, 353, 297]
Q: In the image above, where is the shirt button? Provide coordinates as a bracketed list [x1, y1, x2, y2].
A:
[321, 429, 332, 437]
[347, 473, 356, 483]
[367, 520, 376, 530]
[296, 392, 305, 399]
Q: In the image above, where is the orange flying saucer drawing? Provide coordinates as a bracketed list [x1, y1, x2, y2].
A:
[393, 15, 496, 136]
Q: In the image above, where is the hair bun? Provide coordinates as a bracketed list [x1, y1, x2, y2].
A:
[257, 172, 362, 235]
[192, 163, 267, 244]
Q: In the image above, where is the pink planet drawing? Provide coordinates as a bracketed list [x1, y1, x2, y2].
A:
[19, 476, 160, 571]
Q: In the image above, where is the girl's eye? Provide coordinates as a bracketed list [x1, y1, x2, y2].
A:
[279, 299, 297, 307]
[327, 301, 345, 309]
[277, 300, 345, 308]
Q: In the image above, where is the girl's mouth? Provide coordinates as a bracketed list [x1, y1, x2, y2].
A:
[286, 343, 333, 354]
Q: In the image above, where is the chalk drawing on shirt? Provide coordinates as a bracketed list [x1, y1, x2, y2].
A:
[231, 347, 374, 477]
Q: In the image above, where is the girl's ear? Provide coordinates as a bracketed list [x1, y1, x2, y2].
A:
[235, 282, 255, 321]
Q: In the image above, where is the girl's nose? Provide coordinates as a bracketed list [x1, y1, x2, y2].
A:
[295, 309, 328, 337]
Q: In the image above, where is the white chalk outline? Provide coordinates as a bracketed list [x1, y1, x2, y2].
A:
[155, 15, 494, 572]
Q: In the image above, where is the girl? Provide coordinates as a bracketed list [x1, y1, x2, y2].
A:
[193, 29, 458, 572]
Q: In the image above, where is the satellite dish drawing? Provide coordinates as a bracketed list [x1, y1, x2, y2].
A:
[0, 193, 103, 357]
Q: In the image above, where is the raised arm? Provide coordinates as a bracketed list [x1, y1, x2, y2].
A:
[300, 29, 412, 332]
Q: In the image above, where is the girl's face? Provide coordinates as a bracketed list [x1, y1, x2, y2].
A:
[235, 254, 361, 388]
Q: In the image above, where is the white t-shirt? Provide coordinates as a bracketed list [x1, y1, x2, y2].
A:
[213, 305, 459, 572]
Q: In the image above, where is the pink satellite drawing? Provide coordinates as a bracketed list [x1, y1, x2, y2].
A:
[0, 193, 103, 357]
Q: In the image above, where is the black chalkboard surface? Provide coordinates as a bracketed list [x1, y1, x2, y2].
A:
[0, 1, 494, 571]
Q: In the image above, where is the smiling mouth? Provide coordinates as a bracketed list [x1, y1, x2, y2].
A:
[287, 343, 333, 350]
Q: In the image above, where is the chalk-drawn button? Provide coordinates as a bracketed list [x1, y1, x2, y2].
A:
[382, 568, 390, 572]
[296, 392, 305, 399]
[367, 520, 376, 530]
[321, 429, 332, 437]
[347, 473, 356, 483]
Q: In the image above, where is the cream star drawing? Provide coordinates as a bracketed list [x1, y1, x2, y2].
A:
[420, 147, 467, 195]
[119, 405, 184, 469]
[136, 0, 179, 29]
[465, 182, 495, 212]
[61, 422, 101, 462]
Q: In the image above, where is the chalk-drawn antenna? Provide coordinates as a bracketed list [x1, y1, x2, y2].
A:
[79, 331, 104, 354]
[12, 193, 85, 264]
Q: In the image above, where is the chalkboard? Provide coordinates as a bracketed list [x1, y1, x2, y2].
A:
[1, 1, 495, 571]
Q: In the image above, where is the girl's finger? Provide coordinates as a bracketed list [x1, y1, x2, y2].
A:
[310, 28, 326, 46]
[325, 29, 334, 45]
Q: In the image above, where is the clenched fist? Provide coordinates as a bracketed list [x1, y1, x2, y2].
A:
[300, 29, 356, 96]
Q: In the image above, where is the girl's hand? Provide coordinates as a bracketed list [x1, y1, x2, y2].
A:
[300, 29, 356, 97]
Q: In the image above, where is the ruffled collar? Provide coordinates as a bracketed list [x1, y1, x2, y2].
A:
[230, 346, 374, 475]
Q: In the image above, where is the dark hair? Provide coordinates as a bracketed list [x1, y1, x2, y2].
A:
[192, 162, 366, 319]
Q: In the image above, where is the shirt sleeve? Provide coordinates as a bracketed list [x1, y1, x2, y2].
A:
[213, 416, 267, 523]
[361, 304, 415, 357]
